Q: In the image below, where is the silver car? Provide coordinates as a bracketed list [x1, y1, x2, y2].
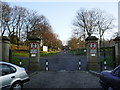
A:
[0, 61, 30, 89]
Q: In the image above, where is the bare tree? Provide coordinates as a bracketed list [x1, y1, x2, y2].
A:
[2, 2, 12, 36]
[97, 10, 114, 48]
[73, 9, 98, 38]
[73, 9, 114, 39]
[73, 8, 114, 52]
[1, 2, 63, 50]
[2, 3, 27, 43]
[10, 6, 28, 45]
[21, 10, 37, 40]
[23, 10, 50, 40]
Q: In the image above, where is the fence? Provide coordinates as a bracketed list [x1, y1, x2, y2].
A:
[100, 46, 116, 70]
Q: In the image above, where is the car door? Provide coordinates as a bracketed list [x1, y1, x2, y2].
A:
[112, 67, 120, 89]
[0, 64, 16, 88]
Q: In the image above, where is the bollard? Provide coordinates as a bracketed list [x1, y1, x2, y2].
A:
[20, 58, 22, 66]
[104, 60, 107, 70]
[79, 59, 81, 70]
[45, 59, 49, 71]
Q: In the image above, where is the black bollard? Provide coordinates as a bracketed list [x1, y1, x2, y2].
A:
[45, 59, 49, 71]
[20, 58, 22, 66]
[79, 59, 81, 70]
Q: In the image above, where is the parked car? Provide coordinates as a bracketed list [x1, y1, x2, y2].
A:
[0, 61, 30, 90]
[99, 65, 120, 90]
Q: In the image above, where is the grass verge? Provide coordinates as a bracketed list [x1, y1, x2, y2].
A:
[69, 49, 86, 55]
[10, 57, 26, 66]
[12, 52, 29, 57]
[40, 51, 58, 56]
[12, 51, 58, 57]
[11, 51, 58, 66]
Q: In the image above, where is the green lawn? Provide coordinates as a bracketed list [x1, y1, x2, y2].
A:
[11, 51, 58, 66]
[12, 51, 58, 57]
[40, 51, 57, 56]
[12, 52, 29, 57]
[69, 49, 86, 55]
[10, 57, 26, 66]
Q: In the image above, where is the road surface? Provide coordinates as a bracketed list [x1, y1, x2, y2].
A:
[24, 71, 101, 88]
[40, 51, 87, 71]
[23, 51, 102, 89]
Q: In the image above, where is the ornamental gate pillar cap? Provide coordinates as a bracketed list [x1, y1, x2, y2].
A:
[85, 36, 98, 41]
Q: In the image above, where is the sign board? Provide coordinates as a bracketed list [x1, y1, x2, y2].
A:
[43, 46, 48, 52]
[30, 42, 37, 57]
[30, 43, 37, 49]
[90, 43, 97, 54]
[90, 49, 97, 54]
[30, 49, 37, 53]
[90, 43, 97, 49]
[91, 54, 96, 56]
[31, 54, 36, 57]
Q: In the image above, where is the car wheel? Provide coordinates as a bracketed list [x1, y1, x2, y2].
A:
[11, 82, 22, 90]
[107, 86, 114, 90]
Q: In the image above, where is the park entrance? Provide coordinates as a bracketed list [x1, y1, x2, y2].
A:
[39, 51, 87, 71]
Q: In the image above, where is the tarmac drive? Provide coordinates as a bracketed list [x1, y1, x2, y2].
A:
[39, 51, 87, 71]
[24, 51, 102, 89]
[24, 71, 102, 88]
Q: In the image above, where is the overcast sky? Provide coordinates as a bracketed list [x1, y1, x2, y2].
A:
[7, 0, 118, 45]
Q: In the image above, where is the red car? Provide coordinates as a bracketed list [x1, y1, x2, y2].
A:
[99, 65, 120, 90]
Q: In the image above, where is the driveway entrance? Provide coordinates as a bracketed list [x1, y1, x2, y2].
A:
[40, 51, 87, 71]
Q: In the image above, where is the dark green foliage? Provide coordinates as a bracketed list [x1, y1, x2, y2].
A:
[99, 56, 113, 67]
[10, 57, 26, 66]
[10, 34, 19, 44]
[69, 49, 86, 55]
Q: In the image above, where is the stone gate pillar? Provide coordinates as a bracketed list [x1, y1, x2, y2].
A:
[0, 36, 10, 62]
[28, 36, 41, 71]
[85, 36, 100, 71]
[114, 37, 120, 66]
